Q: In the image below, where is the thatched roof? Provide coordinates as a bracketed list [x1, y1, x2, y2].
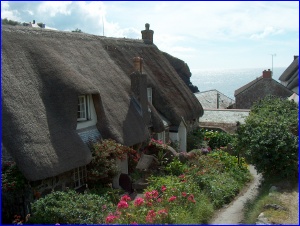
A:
[2, 25, 203, 181]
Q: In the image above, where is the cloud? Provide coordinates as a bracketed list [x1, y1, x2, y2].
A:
[1, 1, 21, 21]
[250, 27, 285, 40]
[37, 1, 72, 17]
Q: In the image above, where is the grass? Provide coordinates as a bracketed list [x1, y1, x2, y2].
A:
[243, 177, 299, 224]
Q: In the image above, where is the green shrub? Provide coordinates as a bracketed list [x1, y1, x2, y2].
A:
[165, 157, 188, 176]
[29, 190, 114, 224]
[236, 96, 298, 179]
[187, 127, 205, 151]
[186, 150, 251, 208]
[87, 139, 140, 185]
[204, 130, 234, 150]
[143, 175, 213, 224]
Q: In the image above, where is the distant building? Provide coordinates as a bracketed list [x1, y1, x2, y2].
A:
[195, 89, 234, 109]
[234, 69, 293, 109]
[279, 55, 298, 95]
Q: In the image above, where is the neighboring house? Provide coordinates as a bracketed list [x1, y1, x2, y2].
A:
[279, 55, 299, 95]
[195, 89, 234, 109]
[2, 24, 203, 195]
[199, 109, 250, 133]
[234, 69, 293, 109]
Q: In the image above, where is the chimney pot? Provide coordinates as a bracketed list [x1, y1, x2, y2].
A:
[133, 57, 143, 73]
[262, 69, 272, 78]
[141, 23, 154, 44]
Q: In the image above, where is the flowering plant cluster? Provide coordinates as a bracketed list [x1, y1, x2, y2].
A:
[87, 139, 140, 184]
[2, 161, 26, 193]
[148, 138, 169, 151]
[105, 177, 199, 224]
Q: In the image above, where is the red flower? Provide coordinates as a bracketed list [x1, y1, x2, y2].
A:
[146, 210, 156, 223]
[168, 196, 177, 202]
[157, 209, 168, 215]
[182, 192, 187, 197]
[151, 190, 159, 198]
[117, 200, 129, 209]
[157, 198, 162, 203]
[188, 194, 196, 203]
[161, 185, 167, 192]
[121, 194, 131, 202]
[134, 197, 144, 207]
[178, 174, 185, 178]
[105, 215, 118, 223]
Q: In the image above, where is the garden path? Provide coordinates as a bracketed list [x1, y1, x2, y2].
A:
[209, 165, 262, 225]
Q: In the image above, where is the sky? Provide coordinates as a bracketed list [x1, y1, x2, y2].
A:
[1, 1, 299, 71]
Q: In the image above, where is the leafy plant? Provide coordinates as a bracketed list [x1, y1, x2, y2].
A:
[2, 161, 27, 193]
[204, 130, 233, 150]
[29, 190, 114, 224]
[235, 96, 298, 179]
[185, 150, 251, 208]
[187, 127, 205, 151]
[165, 157, 188, 176]
[105, 175, 213, 224]
[87, 139, 140, 185]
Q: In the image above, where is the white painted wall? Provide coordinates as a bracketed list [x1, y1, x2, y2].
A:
[169, 121, 187, 152]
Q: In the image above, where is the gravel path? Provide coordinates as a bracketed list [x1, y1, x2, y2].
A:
[209, 165, 262, 225]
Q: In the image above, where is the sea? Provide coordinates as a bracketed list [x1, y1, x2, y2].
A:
[190, 67, 286, 99]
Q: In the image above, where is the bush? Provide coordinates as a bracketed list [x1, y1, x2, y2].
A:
[236, 96, 298, 179]
[187, 127, 205, 151]
[87, 139, 140, 185]
[204, 130, 234, 150]
[104, 175, 213, 224]
[186, 150, 251, 208]
[29, 190, 114, 224]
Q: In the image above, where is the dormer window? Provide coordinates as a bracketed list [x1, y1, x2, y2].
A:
[77, 95, 91, 121]
[147, 87, 152, 104]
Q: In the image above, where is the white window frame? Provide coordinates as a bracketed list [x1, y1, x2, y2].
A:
[147, 87, 152, 104]
[73, 166, 87, 189]
[157, 131, 166, 143]
[77, 95, 90, 121]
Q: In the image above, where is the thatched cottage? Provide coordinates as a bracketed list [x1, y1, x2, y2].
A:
[2, 24, 203, 194]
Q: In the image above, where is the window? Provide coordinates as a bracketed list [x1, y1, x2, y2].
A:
[147, 87, 152, 104]
[73, 166, 87, 189]
[77, 95, 90, 121]
[157, 131, 166, 143]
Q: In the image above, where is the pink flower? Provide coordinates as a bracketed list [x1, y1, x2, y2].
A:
[146, 210, 156, 223]
[188, 194, 196, 203]
[157, 209, 168, 215]
[121, 194, 131, 202]
[105, 215, 118, 223]
[134, 197, 144, 207]
[144, 191, 153, 200]
[168, 196, 177, 202]
[157, 198, 162, 203]
[117, 200, 129, 209]
[182, 192, 187, 197]
[161, 185, 167, 192]
[146, 201, 153, 207]
[151, 190, 159, 198]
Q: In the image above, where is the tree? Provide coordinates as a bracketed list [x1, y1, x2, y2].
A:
[2, 18, 22, 26]
[235, 95, 298, 179]
[72, 28, 83, 33]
